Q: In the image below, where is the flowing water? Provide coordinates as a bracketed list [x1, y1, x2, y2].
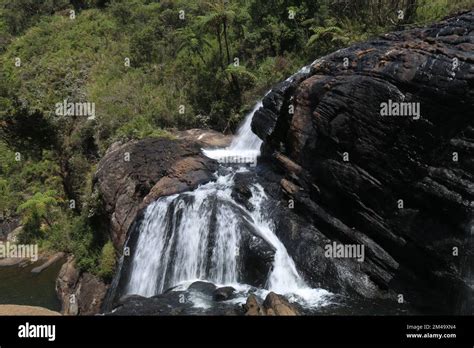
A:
[121, 64, 331, 309]
[202, 101, 263, 164]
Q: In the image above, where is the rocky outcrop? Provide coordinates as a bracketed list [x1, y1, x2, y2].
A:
[0, 219, 20, 241]
[94, 137, 219, 250]
[243, 294, 263, 315]
[243, 292, 300, 316]
[252, 11, 474, 314]
[56, 256, 108, 315]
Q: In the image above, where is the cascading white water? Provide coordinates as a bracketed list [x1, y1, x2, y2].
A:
[125, 64, 331, 307]
[126, 174, 240, 296]
[228, 101, 264, 152]
[203, 62, 312, 163]
[202, 101, 263, 164]
[244, 183, 330, 305]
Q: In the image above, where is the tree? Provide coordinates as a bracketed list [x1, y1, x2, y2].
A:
[176, 27, 211, 65]
[0, 178, 11, 219]
[97, 241, 116, 280]
[0, 104, 58, 160]
[198, 0, 242, 97]
[17, 190, 60, 228]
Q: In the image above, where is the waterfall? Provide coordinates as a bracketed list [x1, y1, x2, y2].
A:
[126, 174, 241, 296]
[121, 63, 330, 308]
[228, 101, 263, 152]
[202, 101, 263, 164]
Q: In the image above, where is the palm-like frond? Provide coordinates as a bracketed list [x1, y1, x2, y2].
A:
[224, 64, 257, 82]
[17, 190, 59, 222]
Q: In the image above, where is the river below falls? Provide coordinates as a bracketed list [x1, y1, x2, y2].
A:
[0, 260, 63, 311]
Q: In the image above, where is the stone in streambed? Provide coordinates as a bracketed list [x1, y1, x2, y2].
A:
[213, 286, 236, 301]
[187, 281, 217, 297]
[243, 294, 264, 316]
[244, 292, 299, 316]
[263, 292, 300, 316]
[109, 290, 243, 316]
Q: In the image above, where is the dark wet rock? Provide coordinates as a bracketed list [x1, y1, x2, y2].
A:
[252, 11, 474, 314]
[187, 281, 217, 296]
[110, 293, 194, 316]
[109, 285, 244, 316]
[231, 171, 254, 210]
[0, 218, 20, 242]
[213, 286, 236, 301]
[94, 137, 218, 250]
[238, 220, 275, 287]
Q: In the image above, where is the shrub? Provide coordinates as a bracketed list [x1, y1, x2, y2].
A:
[97, 241, 116, 281]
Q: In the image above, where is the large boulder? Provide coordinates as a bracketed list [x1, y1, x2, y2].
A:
[213, 286, 236, 301]
[243, 292, 300, 316]
[94, 137, 219, 250]
[263, 292, 300, 316]
[252, 11, 474, 314]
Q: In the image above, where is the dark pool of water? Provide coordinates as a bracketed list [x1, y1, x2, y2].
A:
[0, 259, 64, 311]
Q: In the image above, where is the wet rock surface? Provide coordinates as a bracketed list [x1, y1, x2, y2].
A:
[251, 11, 474, 314]
[109, 281, 303, 316]
[109, 281, 243, 316]
[213, 286, 236, 301]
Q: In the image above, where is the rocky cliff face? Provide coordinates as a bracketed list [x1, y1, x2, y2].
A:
[56, 256, 109, 315]
[251, 10, 473, 314]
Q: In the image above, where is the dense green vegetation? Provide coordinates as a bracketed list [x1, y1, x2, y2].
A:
[1, 0, 472, 279]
